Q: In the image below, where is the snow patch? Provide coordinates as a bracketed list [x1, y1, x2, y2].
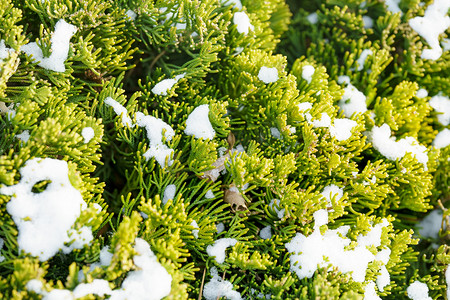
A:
[433, 128, 450, 149]
[81, 127, 95, 143]
[16, 130, 30, 143]
[22, 19, 77, 72]
[258, 66, 279, 84]
[104, 97, 133, 127]
[152, 73, 185, 96]
[162, 184, 176, 205]
[216, 222, 225, 234]
[206, 238, 238, 263]
[205, 189, 215, 199]
[429, 94, 450, 125]
[407, 281, 431, 300]
[417, 209, 444, 239]
[0, 158, 92, 261]
[125, 10, 137, 21]
[203, 267, 242, 300]
[270, 127, 281, 139]
[385, 0, 402, 15]
[191, 220, 199, 239]
[329, 118, 358, 141]
[338, 81, 367, 117]
[269, 199, 285, 219]
[362, 16, 374, 29]
[184, 104, 216, 140]
[408, 0, 450, 60]
[259, 226, 272, 239]
[355, 49, 373, 71]
[321, 184, 344, 207]
[301, 65, 315, 83]
[307, 12, 318, 24]
[233, 12, 254, 35]
[416, 88, 428, 98]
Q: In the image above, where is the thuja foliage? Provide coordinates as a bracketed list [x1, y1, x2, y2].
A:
[0, 0, 449, 299]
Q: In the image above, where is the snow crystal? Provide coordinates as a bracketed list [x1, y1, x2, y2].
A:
[362, 16, 374, 29]
[417, 209, 444, 239]
[416, 88, 428, 98]
[258, 66, 279, 84]
[104, 97, 133, 127]
[409, 0, 450, 60]
[81, 127, 95, 143]
[285, 209, 390, 283]
[269, 199, 285, 219]
[259, 226, 272, 239]
[184, 104, 216, 140]
[233, 12, 254, 35]
[151, 73, 185, 96]
[307, 12, 318, 24]
[206, 238, 238, 263]
[125, 10, 137, 21]
[162, 184, 176, 205]
[433, 128, 450, 149]
[270, 127, 281, 139]
[355, 49, 373, 71]
[0, 40, 14, 59]
[385, 0, 402, 15]
[191, 220, 199, 239]
[73, 279, 112, 298]
[338, 82, 367, 117]
[136, 111, 175, 168]
[301, 65, 315, 83]
[369, 124, 428, 169]
[329, 118, 358, 141]
[22, 19, 77, 72]
[321, 184, 344, 207]
[203, 267, 242, 300]
[16, 130, 30, 142]
[205, 189, 215, 199]
[407, 281, 431, 300]
[429, 94, 450, 125]
[216, 222, 225, 234]
[0, 158, 92, 261]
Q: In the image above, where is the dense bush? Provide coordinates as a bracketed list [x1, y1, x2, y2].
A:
[0, 0, 449, 299]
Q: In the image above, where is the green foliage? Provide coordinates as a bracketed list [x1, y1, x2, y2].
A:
[0, 0, 449, 299]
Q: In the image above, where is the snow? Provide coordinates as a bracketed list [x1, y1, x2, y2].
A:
[42, 289, 73, 300]
[259, 226, 272, 239]
[26, 279, 44, 294]
[301, 65, 315, 83]
[416, 88, 428, 98]
[258, 66, 279, 83]
[429, 94, 450, 125]
[269, 199, 285, 219]
[73, 279, 112, 298]
[369, 124, 428, 169]
[203, 267, 242, 300]
[205, 189, 215, 199]
[233, 12, 254, 35]
[162, 184, 176, 205]
[297, 102, 313, 113]
[321, 184, 344, 207]
[417, 209, 443, 239]
[22, 19, 77, 72]
[433, 128, 450, 149]
[126, 10, 137, 21]
[307, 12, 318, 24]
[16, 130, 30, 142]
[216, 222, 225, 234]
[191, 220, 199, 238]
[443, 38, 450, 51]
[306, 112, 332, 128]
[0, 40, 14, 59]
[376, 265, 390, 292]
[0, 158, 92, 261]
[408, 0, 450, 60]
[285, 209, 390, 283]
[184, 104, 216, 139]
[362, 16, 374, 29]
[407, 281, 431, 300]
[270, 127, 281, 139]
[355, 49, 373, 71]
[81, 127, 95, 143]
[206, 238, 238, 263]
[338, 82, 367, 117]
[364, 282, 381, 300]
[0, 238, 4, 262]
[110, 238, 172, 300]
[136, 111, 175, 168]
[337, 75, 351, 85]
[329, 118, 358, 141]
[385, 0, 402, 15]
[104, 97, 133, 127]
[151, 73, 185, 95]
